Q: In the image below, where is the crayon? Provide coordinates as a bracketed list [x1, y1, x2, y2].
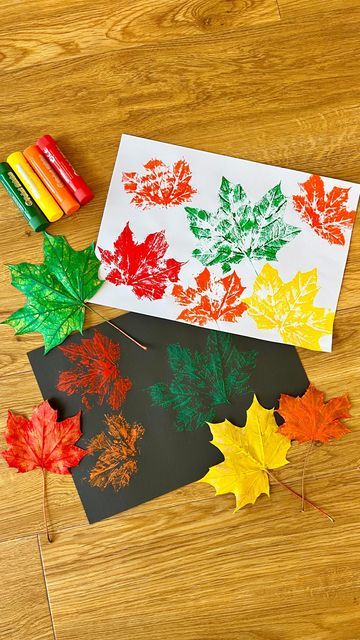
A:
[7, 151, 63, 222]
[0, 162, 49, 232]
[36, 134, 93, 205]
[24, 145, 80, 216]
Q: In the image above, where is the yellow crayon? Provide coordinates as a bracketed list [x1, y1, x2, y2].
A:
[7, 151, 63, 222]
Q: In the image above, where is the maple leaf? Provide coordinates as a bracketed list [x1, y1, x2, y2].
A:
[185, 177, 300, 273]
[122, 158, 197, 209]
[147, 332, 257, 431]
[277, 384, 351, 444]
[1, 400, 87, 474]
[2, 233, 103, 353]
[277, 384, 350, 516]
[1, 399, 87, 542]
[57, 330, 132, 411]
[99, 222, 183, 300]
[293, 174, 356, 245]
[172, 267, 247, 326]
[243, 264, 334, 351]
[199, 395, 291, 511]
[88, 413, 144, 491]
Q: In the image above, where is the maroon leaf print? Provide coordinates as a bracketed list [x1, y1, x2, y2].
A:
[99, 222, 184, 300]
[57, 330, 132, 411]
[122, 158, 197, 209]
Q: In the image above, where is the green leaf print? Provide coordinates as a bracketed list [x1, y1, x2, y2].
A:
[147, 332, 257, 432]
[185, 177, 301, 272]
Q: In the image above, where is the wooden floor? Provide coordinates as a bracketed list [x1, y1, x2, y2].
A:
[0, 1, 359, 638]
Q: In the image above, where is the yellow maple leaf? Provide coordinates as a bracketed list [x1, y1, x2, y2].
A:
[199, 395, 291, 511]
[243, 264, 334, 351]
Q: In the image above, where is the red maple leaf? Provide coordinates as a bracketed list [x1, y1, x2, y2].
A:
[99, 222, 183, 300]
[122, 158, 197, 209]
[1, 400, 87, 474]
[293, 174, 356, 245]
[278, 384, 351, 443]
[172, 267, 247, 326]
[57, 330, 132, 411]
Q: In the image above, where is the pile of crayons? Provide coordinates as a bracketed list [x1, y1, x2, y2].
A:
[0, 134, 93, 232]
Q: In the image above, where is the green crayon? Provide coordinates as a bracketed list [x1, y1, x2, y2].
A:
[0, 162, 49, 232]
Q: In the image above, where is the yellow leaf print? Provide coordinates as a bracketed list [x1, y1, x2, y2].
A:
[199, 395, 291, 511]
[243, 264, 334, 351]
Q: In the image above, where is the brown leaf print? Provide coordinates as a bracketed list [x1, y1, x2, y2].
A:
[88, 414, 145, 491]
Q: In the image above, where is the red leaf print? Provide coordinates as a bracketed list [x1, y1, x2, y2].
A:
[99, 222, 183, 300]
[172, 267, 247, 326]
[88, 413, 144, 491]
[293, 174, 356, 245]
[1, 400, 87, 474]
[57, 330, 132, 411]
[122, 158, 197, 209]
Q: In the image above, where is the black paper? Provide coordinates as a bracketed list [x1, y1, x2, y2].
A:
[28, 312, 309, 524]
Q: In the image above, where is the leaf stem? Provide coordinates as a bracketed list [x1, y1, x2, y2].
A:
[301, 440, 314, 512]
[42, 469, 53, 543]
[246, 255, 259, 276]
[266, 469, 334, 523]
[83, 303, 147, 351]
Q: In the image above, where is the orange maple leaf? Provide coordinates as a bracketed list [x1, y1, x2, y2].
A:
[293, 174, 356, 245]
[88, 413, 144, 491]
[172, 267, 247, 326]
[278, 384, 351, 443]
[122, 158, 197, 209]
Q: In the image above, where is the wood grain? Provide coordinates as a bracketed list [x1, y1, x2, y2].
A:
[0, 537, 53, 639]
[278, 0, 359, 20]
[0, 1, 359, 638]
[39, 473, 360, 640]
[0, 0, 280, 73]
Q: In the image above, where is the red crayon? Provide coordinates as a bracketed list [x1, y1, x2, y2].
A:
[36, 134, 93, 205]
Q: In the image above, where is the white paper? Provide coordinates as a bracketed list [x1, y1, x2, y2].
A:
[90, 134, 359, 352]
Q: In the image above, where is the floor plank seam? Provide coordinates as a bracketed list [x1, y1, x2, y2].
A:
[36, 534, 57, 640]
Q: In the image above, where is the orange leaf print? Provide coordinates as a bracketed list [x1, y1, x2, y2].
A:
[122, 158, 197, 209]
[293, 174, 356, 245]
[88, 414, 144, 491]
[172, 267, 247, 326]
[278, 384, 351, 444]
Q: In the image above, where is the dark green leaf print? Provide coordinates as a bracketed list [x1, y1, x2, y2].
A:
[186, 177, 301, 272]
[147, 332, 257, 431]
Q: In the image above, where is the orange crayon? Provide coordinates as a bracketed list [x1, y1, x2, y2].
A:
[24, 145, 80, 216]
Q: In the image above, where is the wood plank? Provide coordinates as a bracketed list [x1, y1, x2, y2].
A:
[39, 474, 360, 640]
[0, 536, 53, 639]
[0, 0, 280, 73]
[0, 17, 358, 177]
[278, 0, 359, 20]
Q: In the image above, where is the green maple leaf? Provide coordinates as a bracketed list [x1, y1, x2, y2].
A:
[2, 232, 103, 353]
[185, 177, 301, 272]
[147, 332, 258, 432]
